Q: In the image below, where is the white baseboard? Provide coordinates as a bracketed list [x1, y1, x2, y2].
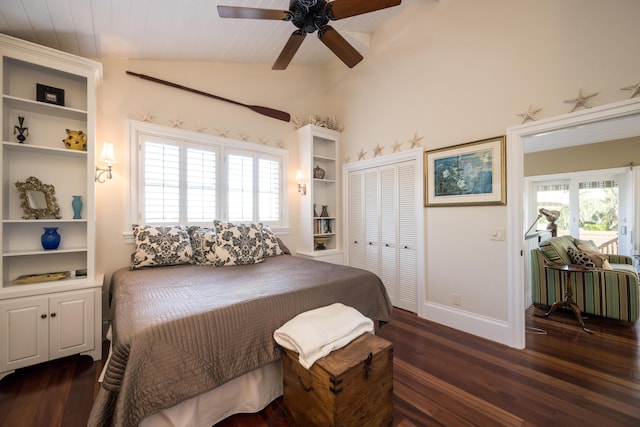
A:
[421, 301, 513, 347]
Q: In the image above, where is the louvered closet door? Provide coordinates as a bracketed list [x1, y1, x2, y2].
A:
[379, 165, 398, 306]
[397, 160, 418, 312]
[348, 171, 365, 270]
[364, 169, 380, 276]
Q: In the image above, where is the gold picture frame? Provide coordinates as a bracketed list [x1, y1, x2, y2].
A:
[15, 176, 62, 219]
[424, 136, 506, 207]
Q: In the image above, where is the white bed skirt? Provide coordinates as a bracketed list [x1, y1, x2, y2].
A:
[100, 327, 283, 427]
[139, 360, 283, 427]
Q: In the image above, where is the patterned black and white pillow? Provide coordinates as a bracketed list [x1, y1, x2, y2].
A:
[131, 225, 193, 269]
[188, 226, 217, 266]
[214, 220, 265, 266]
[567, 246, 596, 269]
[261, 223, 284, 257]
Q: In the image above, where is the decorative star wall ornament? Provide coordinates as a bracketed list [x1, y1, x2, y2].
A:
[216, 127, 230, 137]
[195, 122, 206, 133]
[564, 89, 598, 112]
[391, 140, 403, 153]
[238, 133, 250, 141]
[259, 138, 269, 146]
[170, 116, 184, 128]
[621, 80, 640, 99]
[139, 112, 154, 122]
[408, 132, 423, 148]
[276, 140, 285, 148]
[517, 105, 542, 123]
[344, 155, 351, 164]
[373, 143, 384, 157]
[357, 148, 367, 161]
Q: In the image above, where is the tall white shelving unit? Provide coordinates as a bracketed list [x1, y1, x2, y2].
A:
[0, 34, 103, 379]
[296, 124, 343, 264]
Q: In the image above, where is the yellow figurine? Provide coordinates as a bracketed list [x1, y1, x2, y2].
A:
[63, 129, 87, 151]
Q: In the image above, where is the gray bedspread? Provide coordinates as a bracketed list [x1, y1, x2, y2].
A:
[88, 255, 392, 427]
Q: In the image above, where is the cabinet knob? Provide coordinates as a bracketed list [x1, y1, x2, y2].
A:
[50, 313, 57, 318]
[41, 314, 47, 319]
[404, 245, 409, 249]
[369, 242, 373, 245]
[354, 240, 358, 244]
[385, 243, 389, 247]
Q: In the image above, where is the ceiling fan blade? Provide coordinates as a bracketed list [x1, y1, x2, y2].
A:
[318, 26, 363, 68]
[217, 5, 290, 21]
[272, 31, 306, 70]
[326, 0, 401, 20]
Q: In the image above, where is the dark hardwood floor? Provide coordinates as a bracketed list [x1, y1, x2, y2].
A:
[1, 307, 638, 427]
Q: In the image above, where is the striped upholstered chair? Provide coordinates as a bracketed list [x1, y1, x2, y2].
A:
[530, 235, 639, 323]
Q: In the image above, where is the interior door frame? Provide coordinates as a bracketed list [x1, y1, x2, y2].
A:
[506, 97, 640, 349]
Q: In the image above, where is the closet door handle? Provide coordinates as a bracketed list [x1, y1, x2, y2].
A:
[50, 313, 57, 318]
[385, 243, 390, 247]
[369, 242, 373, 245]
[404, 245, 409, 249]
[41, 314, 47, 319]
[354, 240, 358, 244]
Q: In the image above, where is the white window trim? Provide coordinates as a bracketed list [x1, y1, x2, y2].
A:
[123, 120, 289, 243]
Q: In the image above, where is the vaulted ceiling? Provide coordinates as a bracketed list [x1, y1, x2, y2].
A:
[0, 0, 417, 66]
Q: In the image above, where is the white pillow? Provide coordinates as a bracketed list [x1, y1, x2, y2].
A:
[214, 220, 265, 266]
[261, 223, 284, 257]
[131, 225, 193, 269]
[188, 226, 217, 266]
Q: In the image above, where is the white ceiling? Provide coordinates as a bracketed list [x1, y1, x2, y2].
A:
[0, 0, 417, 66]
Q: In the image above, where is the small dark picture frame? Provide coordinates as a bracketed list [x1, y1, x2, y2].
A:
[36, 84, 65, 106]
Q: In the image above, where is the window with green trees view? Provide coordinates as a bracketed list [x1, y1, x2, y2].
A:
[532, 170, 630, 255]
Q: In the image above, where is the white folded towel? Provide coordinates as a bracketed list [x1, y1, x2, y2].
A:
[273, 303, 374, 369]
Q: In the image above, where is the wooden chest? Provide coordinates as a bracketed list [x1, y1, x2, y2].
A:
[283, 332, 393, 427]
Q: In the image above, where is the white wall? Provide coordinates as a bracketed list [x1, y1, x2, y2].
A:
[325, 0, 640, 340]
[94, 59, 329, 315]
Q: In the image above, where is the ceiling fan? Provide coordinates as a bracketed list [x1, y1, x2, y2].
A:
[217, 0, 402, 70]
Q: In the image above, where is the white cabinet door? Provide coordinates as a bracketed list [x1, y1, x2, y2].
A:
[348, 171, 366, 270]
[364, 169, 380, 275]
[0, 296, 49, 372]
[397, 160, 418, 312]
[49, 289, 95, 360]
[379, 165, 398, 306]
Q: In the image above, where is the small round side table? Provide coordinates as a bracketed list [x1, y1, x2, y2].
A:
[535, 263, 593, 334]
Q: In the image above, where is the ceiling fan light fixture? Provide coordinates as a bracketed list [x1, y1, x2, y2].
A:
[218, 0, 402, 70]
[298, 0, 318, 8]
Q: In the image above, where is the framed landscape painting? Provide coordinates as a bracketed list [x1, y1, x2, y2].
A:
[424, 136, 506, 207]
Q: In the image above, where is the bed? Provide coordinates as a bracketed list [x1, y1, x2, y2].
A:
[88, 224, 392, 427]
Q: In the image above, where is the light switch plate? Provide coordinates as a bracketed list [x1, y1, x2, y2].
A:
[490, 228, 505, 241]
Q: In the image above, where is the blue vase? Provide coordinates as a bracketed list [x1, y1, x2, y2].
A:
[72, 195, 83, 219]
[41, 227, 61, 250]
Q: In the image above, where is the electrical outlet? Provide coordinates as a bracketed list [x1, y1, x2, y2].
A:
[452, 293, 462, 306]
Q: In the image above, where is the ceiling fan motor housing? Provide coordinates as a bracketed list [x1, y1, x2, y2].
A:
[291, 0, 329, 33]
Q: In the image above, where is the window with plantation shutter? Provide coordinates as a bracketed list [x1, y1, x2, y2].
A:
[144, 141, 180, 223]
[227, 153, 254, 222]
[226, 151, 282, 223]
[259, 158, 280, 222]
[131, 121, 287, 229]
[187, 147, 216, 222]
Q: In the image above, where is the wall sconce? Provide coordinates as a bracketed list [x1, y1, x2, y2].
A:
[296, 169, 307, 195]
[95, 141, 116, 183]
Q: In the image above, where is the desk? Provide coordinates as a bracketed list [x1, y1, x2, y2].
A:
[535, 263, 593, 334]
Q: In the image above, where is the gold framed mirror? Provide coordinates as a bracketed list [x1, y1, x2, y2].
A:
[15, 176, 61, 219]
